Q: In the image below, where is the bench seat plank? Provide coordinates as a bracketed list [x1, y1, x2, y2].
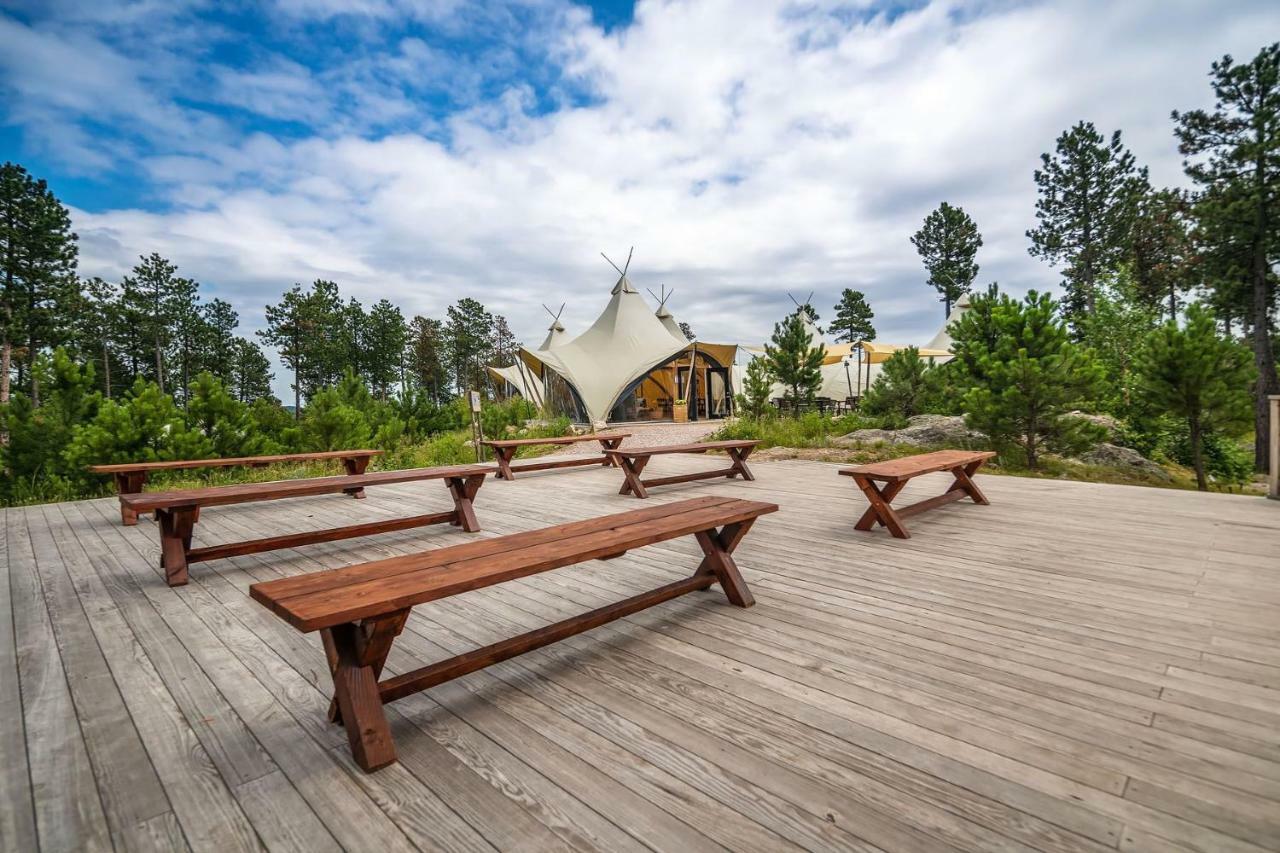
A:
[604, 441, 759, 498]
[91, 449, 384, 525]
[250, 496, 777, 772]
[482, 433, 629, 480]
[838, 450, 995, 538]
[128, 465, 490, 586]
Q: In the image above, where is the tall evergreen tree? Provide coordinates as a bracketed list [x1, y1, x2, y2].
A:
[1174, 43, 1280, 473]
[1027, 122, 1149, 327]
[259, 283, 311, 416]
[489, 314, 519, 367]
[0, 162, 79, 406]
[1129, 188, 1195, 319]
[1136, 304, 1255, 490]
[950, 287, 1105, 468]
[407, 315, 449, 403]
[230, 337, 274, 403]
[197, 298, 239, 385]
[740, 356, 773, 418]
[444, 298, 494, 394]
[120, 253, 186, 394]
[830, 288, 876, 343]
[764, 311, 825, 411]
[910, 202, 982, 316]
[861, 347, 936, 420]
[364, 298, 408, 400]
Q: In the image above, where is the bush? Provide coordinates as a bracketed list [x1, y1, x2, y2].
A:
[710, 411, 891, 449]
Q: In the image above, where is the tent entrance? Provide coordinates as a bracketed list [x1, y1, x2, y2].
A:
[677, 364, 732, 421]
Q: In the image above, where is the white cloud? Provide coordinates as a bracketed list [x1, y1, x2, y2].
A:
[12, 0, 1280, 401]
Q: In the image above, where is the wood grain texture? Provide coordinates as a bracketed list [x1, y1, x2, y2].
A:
[89, 448, 382, 474]
[5, 455, 1279, 851]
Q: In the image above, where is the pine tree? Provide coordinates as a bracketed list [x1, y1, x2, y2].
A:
[64, 377, 212, 473]
[910, 202, 982, 316]
[764, 311, 825, 412]
[74, 276, 124, 398]
[1129, 188, 1194, 320]
[861, 347, 935, 420]
[0, 162, 80, 406]
[1027, 122, 1149, 328]
[1077, 270, 1162, 413]
[407, 315, 449, 403]
[1, 349, 99, 498]
[678, 321, 695, 341]
[120, 253, 187, 394]
[830, 289, 876, 343]
[1135, 304, 1255, 490]
[230, 338, 274, 403]
[950, 288, 1105, 468]
[364, 299, 408, 400]
[197, 298, 239, 385]
[1174, 43, 1280, 473]
[489, 315, 519, 367]
[740, 357, 773, 418]
[445, 298, 494, 395]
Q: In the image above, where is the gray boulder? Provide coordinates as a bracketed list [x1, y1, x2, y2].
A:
[1078, 443, 1171, 480]
[1065, 410, 1121, 440]
[837, 414, 987, 448]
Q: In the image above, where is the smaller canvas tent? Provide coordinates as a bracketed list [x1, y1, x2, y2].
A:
[489, 305, 569, 404]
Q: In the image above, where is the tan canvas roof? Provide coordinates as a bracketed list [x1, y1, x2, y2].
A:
[487, 363, 544, 404]
[525, 273, 691, 424]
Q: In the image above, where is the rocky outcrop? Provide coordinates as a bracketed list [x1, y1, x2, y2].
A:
[1077, 442, 1172, 480]
[1065, 411, 1121, 440]
[836, 415, 987, 448]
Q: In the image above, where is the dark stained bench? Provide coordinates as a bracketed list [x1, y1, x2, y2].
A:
[605, 440, 760, 498]
[840, 449, 996, 538]
[250, 495, 778, 772]
[90, 449, 383, 525]
[481, 432, 630, 480]
[122, 465, 490, 587]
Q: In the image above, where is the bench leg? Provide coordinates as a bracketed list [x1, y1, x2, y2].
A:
[342, 456, 370, 498]
[493, 448, 516, 481]
[600, 438, 624, 466]
[446, 475, 484, 532]
[617, 456, 650, 498]
[694, 520, 756, 607]
[727, 447, 756, 481]
[851, 475, 910, 539]
[326, 610, 409, 724]
[948, 461, 990, 505]
[324, 622, 398, 772]
[116, 472, 147, 525]
[156, 506, 197, 586]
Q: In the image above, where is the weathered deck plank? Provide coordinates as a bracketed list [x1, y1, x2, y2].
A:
[2, 457, 1278, 852]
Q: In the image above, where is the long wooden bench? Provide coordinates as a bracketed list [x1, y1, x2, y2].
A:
[605, 440, 760, 498]
[90, 449, 383, 525]
[122, 465, 490, 587]
[840, 449, 995, 538]
[250, 495, 777, 772]
[481, 432, 630, 480]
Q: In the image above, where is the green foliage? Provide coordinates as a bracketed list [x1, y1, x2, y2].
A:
[1134, 304, 1255, 489]
[951, 288, 1107, 468]
[1076, 269, 1162, 415]
[1027, 121, 1149, 328]
[861, 347, 945, 419]
[65, 377, 213, 477]
[1174, 43, 1280, 473]
[186, 372, 278, 457]
[1, 349, 99, 500]
[710, 411, 891, 449]
[740, 356, 774, 419]
[764, 311, 825, 410]
[830, 289, 876, 343]
[910, 201, 982, 316]
[1129, 188, 1194, 319]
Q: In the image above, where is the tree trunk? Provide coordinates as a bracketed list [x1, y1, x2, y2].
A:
[294, 347, 301, 419]
[1168, 284, 1177, 321]
[1251, 158, 1279, 474]
[154, 334, 165, 393]
[0, 338, 9, 404]
[102, 341, 111, 398]
[1190, 415, 1207, 491]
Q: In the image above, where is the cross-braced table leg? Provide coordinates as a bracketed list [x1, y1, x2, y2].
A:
[851, 476, 910, 538]
[947, 460, 990, 504]
[693, 519, 757, 607]
[322, 619, 403, 772]
[617, 456, 651, 498]
[493, 448, 517, 480]
[156, 505, 198, 585]
[445, 474, 485, 531]
[727, 447, 756, 480]
[342, 456, 371, 498]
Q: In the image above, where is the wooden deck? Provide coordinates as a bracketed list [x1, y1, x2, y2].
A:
[2, 456, 1278, 852]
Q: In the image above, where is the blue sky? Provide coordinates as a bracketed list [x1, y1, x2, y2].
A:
[3, 0, 1279, 401]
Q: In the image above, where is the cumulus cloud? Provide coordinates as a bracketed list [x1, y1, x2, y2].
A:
[5, 0, 1280, 400]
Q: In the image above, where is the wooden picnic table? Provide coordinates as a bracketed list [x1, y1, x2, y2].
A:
[605, 440, 760, 499]
[250, 495, 778, 772]
[90, 449, 383, 525]
[481, 432, 630, 480]
[839, 449, 995, 538]
[121, 464, 490, 587]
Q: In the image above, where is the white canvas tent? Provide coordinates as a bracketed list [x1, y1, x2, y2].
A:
[487, 306, 569, 404]
[521, 272, 691, 424]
